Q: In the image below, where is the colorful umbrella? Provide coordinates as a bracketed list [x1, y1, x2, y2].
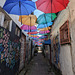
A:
[28, 31, 38, 34]
[31, 36, 39, 38]
[36, 0, 69, 13]
[21, 25, 37, 30]
[29, 35, 39, 37]
[39, 36, 47, 38]
[39, 30, 50, 34]
[38, 27, 51, 31]
[3, 0, 36, 15]
[37, 22, 53, 29]
[37, 13, 56, 24]
[24, 29, 37, 32]
[34, 9, 44, 18]
[19, 15, 37, 26]
[39, 33, 48, 36]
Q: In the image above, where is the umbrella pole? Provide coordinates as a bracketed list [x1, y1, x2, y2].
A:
[30, 17, 32, 59]
[19, 1, 22, 25]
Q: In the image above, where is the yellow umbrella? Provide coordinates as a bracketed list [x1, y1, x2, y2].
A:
[38, 27, 51, 31]
[19, 15, 37, 26]
[29, 35, 38, 37]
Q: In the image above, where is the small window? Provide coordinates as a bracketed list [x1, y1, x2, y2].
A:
[0, 12, 4, 26]
[15, 27, 20, 37]
[60, 20, 70, 45]
[3, 20, 11, 31]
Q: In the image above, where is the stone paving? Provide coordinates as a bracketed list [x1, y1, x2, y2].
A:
[25, 53, 55, 75]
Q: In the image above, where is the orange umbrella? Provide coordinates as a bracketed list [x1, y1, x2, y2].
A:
[29, 35, 38, 37]
[27, 31, 38, 34]
[19, 15, 37, 26]
[38, 27, 51, 31]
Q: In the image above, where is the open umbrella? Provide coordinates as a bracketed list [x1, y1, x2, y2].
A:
[28, 31, 38, 34]
[34, 9, 44, 18]
[39, 33, 48, 36]
[36, 0, 69, 13]
[39, 36, 47, 38]
[39, 30, 50, 34]
[19, 15, 37, 26]
[21, 25, 37, 30]
[24, 29, 37, 32]
[3, 0, 36, 15]
[37, 22, 53, 29]
[36, 13, 56, 24]
[38, 27, 51, 31]
[29, 35, 39, 37]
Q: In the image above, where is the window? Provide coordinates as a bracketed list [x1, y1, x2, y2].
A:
[60, 20, 70, 45]
[15, 26, 20, 37]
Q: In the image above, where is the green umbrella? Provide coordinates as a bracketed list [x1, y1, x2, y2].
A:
[36, 13, 56, 24]
[39, 33, 48, 36]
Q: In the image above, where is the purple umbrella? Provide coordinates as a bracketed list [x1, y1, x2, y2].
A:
[39, 30, 50, 34]
[21, 25, 37, 30]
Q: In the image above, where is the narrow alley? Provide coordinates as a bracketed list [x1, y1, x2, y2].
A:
[20, 53, 55, 75]
[0, 0, 75, 75]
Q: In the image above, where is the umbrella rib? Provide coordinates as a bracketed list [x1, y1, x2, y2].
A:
[36, 1, 47, 8]
[23, 2, 36, 9]
[55, 0, 66, 8]
[21, 3, 29, 14]
[6, 2, 19, 13]
[45, 1, 51, 13]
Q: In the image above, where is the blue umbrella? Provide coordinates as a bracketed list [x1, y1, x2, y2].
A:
[40, 36, 47, 38]
[37, 22, 53, 29]
[24, 29, 37, 32]
[3, 0, 36, 15]
[31, 37, 37, 40]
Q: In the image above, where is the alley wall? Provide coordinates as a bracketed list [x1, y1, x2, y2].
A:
[51, 0, 75, 75]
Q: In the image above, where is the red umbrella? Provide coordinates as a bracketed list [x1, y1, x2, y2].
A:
[27, 31, 38, 34]
[36, 0, 69, 13]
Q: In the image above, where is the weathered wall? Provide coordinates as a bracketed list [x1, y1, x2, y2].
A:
[51, 0, 75, 75]
[19, 34, 26, 71]
[60, 45, 73, 75]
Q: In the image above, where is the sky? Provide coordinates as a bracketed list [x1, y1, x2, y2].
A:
[32, 0, 44, 18]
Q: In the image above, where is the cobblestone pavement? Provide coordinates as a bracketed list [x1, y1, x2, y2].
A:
[25, 53, 55, 75]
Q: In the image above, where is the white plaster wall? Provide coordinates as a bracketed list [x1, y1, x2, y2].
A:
[70, 19, 75, 74]
[51, 0, 75, 75]
[60, 45, 73, 75]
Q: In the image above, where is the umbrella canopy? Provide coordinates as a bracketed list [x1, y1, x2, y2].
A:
[38, 27, 51, 31]
[31, 36, 39, 38]
[19, 15, 37, 26]
[34, 9, 44, 18]
[36, 0, 69, 13]
[39, 33, 48, 36]
[37, 13, 56, 24]
[39, 30, 50, 34]
[21, 25, 37, 30]
[24, 29, 37, 32]
[39, 36, 47, 38]
[37, 22, 53, 29]
[28, 31, 38, 34]
[29, 35, 39, 37]
[31, 38, 37, 40]
[3, 0, 36, 15]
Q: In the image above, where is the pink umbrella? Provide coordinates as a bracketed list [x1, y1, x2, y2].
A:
[21, 25, 37, 30]
[39, 30, 50, 34]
